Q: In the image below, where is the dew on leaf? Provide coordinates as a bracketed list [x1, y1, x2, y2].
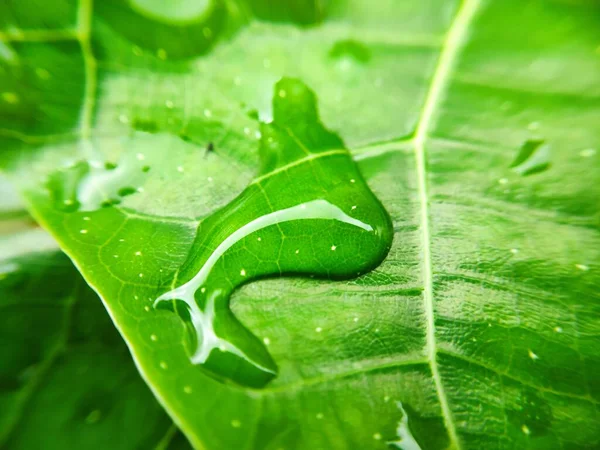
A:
[579, 148, 596, 157]
[152, 78, 392, 389]
[575, 264, 589, 271]
[510, 139, 551, 176]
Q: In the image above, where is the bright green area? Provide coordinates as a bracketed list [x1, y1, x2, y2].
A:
[1, 0, 599, 449]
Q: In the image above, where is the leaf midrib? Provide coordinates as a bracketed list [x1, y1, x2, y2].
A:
[412, 0, 481, 448]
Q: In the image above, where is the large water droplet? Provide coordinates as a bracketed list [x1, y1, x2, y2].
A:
[153, 78, 393, 388]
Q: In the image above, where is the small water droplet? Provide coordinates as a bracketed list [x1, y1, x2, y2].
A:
[498, 178, 508, 185]
[316, 413, 324, 419]
[231, 419, 241, 428]
[204, 109, 212, 118]
[510, 248, 519, 254]
[510, 140, 551, 176]
[139, 273, 144, 278]
[579, 148, 596, 157]
[528, 350, 539, 360]
[554, 326, 563, 333]
[373, 433, 382, 440]
[183, 385, 192, 394]
[144, 306, 151, 312]
[315, 327, 323, 333]
[240, 269, 246, 276]
[263, 337, 270, 345]
[575, 264, 589, 271]
[177, 166, 184, 173]
[522, 424, 531, 435]
[330, 245, 337, 251]
[353, 317, 359, 322]
[278, 89, 286, 98]
[160, 361, 168, 369]
[150, 334, 157, 341]
[80, 229, 88, 234]
[165, 100, 174, 109]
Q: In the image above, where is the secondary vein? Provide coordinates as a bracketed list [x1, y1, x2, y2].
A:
[414, 0, 481, 448]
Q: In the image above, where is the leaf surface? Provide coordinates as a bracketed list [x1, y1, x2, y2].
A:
[1, 0, 599, 449]
[0, 227, 191, 449]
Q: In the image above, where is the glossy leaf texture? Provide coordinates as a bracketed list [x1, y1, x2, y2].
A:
[1, 0, 600, 449]
[0, 224, 191, 449]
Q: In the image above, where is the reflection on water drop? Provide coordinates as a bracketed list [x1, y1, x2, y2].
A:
[388, 402, 422, 450]
[153, 78, 393, 388]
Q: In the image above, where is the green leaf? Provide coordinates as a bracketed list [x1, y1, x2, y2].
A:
[1, 0, 600, 449]
[0, 230, 191, 449]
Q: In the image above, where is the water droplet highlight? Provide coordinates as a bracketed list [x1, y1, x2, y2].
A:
[388, 401, 422, 450]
